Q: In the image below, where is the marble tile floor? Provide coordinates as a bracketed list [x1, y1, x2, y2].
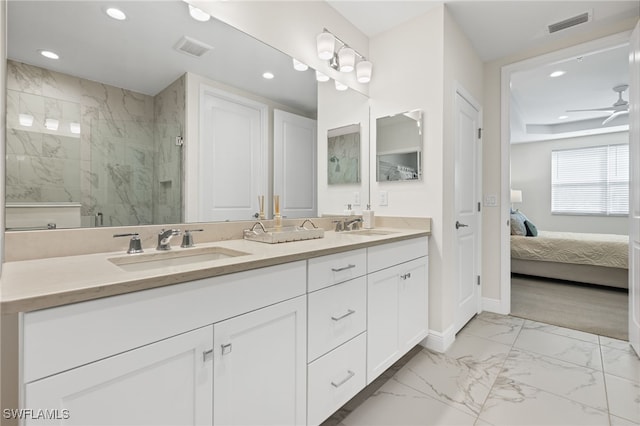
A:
[322, 312, 640, 426]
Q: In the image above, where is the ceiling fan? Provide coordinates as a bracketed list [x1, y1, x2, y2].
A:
[567, 84, 629, 125]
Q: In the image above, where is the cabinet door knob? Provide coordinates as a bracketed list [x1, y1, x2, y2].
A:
[331, 309, 356, 321]
[401, 272, 412, 280]
[331, 264, 356, 272]
[221, 343, 232, 355]
[331, 370, 355, 388]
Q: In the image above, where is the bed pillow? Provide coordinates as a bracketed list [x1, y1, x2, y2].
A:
[510, 210, 528, 236]
[524, 220, 538, 237]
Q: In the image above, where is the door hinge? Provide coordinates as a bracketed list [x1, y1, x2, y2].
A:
[477, 202, 481, 212]
[477, 275, 481, 286]
[477, 128, 482, 139]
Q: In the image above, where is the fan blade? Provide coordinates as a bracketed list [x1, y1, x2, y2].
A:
[567, 107, 617, 112]
[602, 110, 629, 125]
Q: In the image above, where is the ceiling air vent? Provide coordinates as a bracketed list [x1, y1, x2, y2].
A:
[547, 11, 592, 34]
[174, 36, 213, 58]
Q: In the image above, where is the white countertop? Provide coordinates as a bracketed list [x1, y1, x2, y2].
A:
[0, 228, 429, 314]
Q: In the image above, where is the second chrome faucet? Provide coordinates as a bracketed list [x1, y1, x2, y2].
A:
[157, 229, 181, 250]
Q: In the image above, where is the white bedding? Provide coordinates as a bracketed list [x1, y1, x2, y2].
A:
[510, 231, 629, 269]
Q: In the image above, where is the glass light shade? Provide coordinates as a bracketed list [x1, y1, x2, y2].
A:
[338, 48, 355, 72]
[292, 58, 308, 71]
[315, 70, 329, 82]
[356, 60, 373, 83]
[317, 32, 335, 60]
[19, 114, 34, 127]
[335, 80, 348, 91]
[70, 122, 81, 134]
[188, 5, 211, 22]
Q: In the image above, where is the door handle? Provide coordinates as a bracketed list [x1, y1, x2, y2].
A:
[455, 221, 469, 229]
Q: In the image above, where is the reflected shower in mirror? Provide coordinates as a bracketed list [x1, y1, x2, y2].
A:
[5, 0, 317, 229]
[327, 124, 360, 185]
[376, 110, 423, 182]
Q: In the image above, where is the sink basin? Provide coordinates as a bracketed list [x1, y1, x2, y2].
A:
[109, 246, 250, 272]
[345, 229, 398, 237]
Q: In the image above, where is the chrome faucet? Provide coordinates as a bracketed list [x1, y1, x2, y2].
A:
[157, 229, 180, 250]
[344, 217, 363, 231]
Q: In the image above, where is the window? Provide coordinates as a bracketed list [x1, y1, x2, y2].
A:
[551, 144, 629, 216]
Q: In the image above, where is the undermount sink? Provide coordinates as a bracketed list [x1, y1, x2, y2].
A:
[345, 229, 398, 237]
[109, 246, 250, 272]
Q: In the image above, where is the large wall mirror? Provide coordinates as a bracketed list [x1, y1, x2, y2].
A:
[6, 0, 350, 229]
[376, 110, 423, 182]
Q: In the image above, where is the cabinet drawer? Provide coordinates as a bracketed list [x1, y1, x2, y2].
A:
[367, 237, 428, 273]
[308, 277, 366, 362]
[308, 248, 366, 292]
[307, 333, 366, 426]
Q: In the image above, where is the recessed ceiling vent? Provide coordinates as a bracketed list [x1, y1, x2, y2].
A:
[547, 11, 592, 34]
[174, 36, 213, 58]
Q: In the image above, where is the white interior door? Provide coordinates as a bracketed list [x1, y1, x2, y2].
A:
[273, 109, 317, 219]
[454, 90, 482, 334]
[199, 88, 267, 222]
[629, 20, 640, 357]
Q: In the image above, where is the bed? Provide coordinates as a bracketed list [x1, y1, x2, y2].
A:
[511, 230, 629, 289]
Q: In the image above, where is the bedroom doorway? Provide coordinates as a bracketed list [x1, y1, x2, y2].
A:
[500, 32, 634, 340]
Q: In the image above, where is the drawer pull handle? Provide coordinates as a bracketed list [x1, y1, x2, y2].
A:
[331, 370, 355, 388]
[331, 264, 356, 272]
[203, 349, 214, 362]
[221, 343, 232, 355]
[331, 309, 356, 321]
[401, 272, 412, 280]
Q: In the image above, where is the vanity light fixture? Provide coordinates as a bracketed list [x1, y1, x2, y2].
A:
[70, 122, 81, 134]
[334, 80, 348, 91]
[262, 72, 275, 80]
[105, 7, 126, 21]
[316, 28, 373, 84]
[188, 4, 211, 22]
[292, 58, 309, 71]
[44, 118, 59, 131]
[315, 70, 329, 82]
[39, 50, 59, 60]
[19, 114, 34, 127]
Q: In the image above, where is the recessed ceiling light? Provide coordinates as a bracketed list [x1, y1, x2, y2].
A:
[106, 7, 126, 21]
[188, 4, 210, 22]
[549, 70, 565, 78]
[39, 50, 59, 60]
[262, 72, 275, 80]
[558, 115, 569, 120]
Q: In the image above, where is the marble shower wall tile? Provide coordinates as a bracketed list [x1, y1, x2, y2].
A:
[7, 60, 162, 227]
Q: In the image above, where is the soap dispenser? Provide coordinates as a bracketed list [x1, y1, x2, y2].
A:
[343, 204, 354, 216]
[363, 204, 375, 229]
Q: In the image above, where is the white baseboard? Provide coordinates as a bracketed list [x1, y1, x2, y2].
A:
[420, 325, 455, 353]
[482, 297, 509, 315]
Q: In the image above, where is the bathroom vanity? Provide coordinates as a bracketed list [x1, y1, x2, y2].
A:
[1, 226, 429, 426]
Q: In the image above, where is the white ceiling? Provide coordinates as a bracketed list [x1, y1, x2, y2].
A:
[8, 1, 640, 140]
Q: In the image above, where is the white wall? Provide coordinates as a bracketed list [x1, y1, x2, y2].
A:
[482, 15, 639, 302]
[511, 132, 629, 235]
[317, 84, 370, 215]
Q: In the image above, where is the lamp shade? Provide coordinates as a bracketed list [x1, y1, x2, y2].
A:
[315, 70, 329, 82]
[292, 58, 308, 71]
[338, 47, 355, 72]
[317, 32, 335, 60]
[356, 60, 373, 83]
[334, 80, 348, 91]
[510, 189, 523, 204]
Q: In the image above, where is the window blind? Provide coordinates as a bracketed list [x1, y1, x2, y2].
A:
[551, 144, 629, 216]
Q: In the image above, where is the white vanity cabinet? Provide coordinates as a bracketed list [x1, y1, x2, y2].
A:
[366, 238, 429, 383]
[213, 295, 307, 426]
[24, 326, 214, 426]
[20, 262, 307, 426]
